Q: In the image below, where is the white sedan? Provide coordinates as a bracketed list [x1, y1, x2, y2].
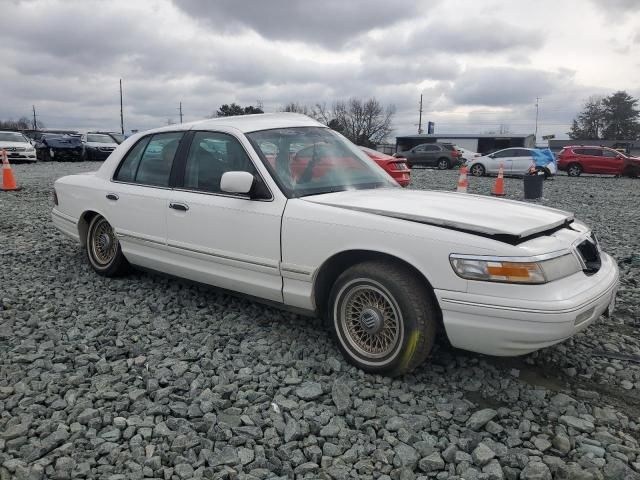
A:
[52, 114, 618, 376]
[468, 147, 557, 177]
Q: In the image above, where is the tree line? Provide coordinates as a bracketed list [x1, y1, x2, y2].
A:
[213, 98, 395, 147]
[0, 116, 42, 130]
[569, 91, 640, 140]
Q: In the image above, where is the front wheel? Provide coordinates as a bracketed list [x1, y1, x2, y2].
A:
[328, 260, 438, 376]
[437, 158, 450, 170]
[86, 215, 129, 276]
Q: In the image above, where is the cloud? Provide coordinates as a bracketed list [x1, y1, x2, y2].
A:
[172, 0, 425, 49]
[589, 0, 639, 13]
[448, 67, 563, 107]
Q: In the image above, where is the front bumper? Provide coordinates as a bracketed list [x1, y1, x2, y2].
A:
[5, 151, 37, 163]
[86, 148, 115, 160]
[435, 252, 619, 356]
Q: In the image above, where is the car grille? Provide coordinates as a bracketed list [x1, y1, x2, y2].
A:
[575, 233, 601, 275]
[3, 147, 26, 152]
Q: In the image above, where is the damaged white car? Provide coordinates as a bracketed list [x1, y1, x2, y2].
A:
[52, 114, 619, 376]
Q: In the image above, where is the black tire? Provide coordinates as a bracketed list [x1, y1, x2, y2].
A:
[567, 163, 582, 177]
[328, 260, 438, 376]
[469, 163, 485, 177]
[86, 215, 129, 276]
[437, 158, 450, 170]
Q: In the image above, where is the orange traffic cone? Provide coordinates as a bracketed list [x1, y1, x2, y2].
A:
[456, 165, 469, 193]
[1, 150, 20, 191]
[491, 163, 505, 196]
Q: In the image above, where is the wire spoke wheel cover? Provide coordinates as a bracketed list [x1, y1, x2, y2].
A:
[336, 279, 404, 365]
[90, 218, 118, 267]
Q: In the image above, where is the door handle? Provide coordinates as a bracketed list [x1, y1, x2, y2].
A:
[169, 202, 189, 212]
[106, 193, 119, 201]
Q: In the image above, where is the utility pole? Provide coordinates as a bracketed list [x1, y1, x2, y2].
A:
[120, 79, 124, 135]
[179, 102, 183, 124]
[418, 94, 424, 134]
[535, 97, 540, 140]
[32, 105, 37, 130]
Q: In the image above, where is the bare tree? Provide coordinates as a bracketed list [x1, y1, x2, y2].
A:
[309, 102, 332, 125]
[0, 117, 33, 130]
[331, 98, 395, 146]
[280, 102, 309, 115]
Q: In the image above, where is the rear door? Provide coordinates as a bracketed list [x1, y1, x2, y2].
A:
[511, 148, 535, 174]
[422, 144, 441, 166]
[106, 131, 184, 267]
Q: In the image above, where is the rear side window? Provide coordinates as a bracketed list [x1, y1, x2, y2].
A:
[115, 132, 184, 186]
[424, 145, 440, 151]
[441, 144, 455, 151]
[114, 136, 150, 182]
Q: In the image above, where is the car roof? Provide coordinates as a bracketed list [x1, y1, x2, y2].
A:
[143, 113, 325, 136]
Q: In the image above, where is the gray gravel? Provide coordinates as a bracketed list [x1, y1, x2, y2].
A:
[1, 161, 639, 480]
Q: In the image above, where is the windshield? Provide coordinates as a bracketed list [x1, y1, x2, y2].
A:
[247, 127, 397, 197]
[0, 132, 28, 142]
[87, 134, 116, 144]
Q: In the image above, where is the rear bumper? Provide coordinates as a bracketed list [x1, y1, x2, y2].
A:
[435, 253, 619, 356]
[52, 209, 80, 241]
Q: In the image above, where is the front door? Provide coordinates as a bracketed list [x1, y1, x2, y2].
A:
[600, 149, 625, 174]
[106, 131, 185, 267]
[165, 130, 285, 302]
[511, 149, 535, 174]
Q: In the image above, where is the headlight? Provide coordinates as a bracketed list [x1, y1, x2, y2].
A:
[450, 252, 580, 284]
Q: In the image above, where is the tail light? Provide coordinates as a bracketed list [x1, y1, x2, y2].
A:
[452, 150, 460, 157]
[391, 162, 409, 171]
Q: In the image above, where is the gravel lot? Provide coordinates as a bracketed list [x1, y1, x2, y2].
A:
[1, 162, 639, 480]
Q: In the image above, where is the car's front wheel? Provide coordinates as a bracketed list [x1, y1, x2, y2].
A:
[328, 260, 438, 376]
[470, 163, 485, 177]
[567, 163, 582, 177]
[86, 215, 129, 276]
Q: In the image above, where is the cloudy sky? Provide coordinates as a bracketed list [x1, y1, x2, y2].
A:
[1, 0, 639, 140]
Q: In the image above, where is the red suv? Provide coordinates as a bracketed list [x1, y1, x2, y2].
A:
[557, 146, 640, 177]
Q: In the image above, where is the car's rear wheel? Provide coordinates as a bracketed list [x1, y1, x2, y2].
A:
[437, 158, 450, 170]
[86, 215, 129, 276]
[470, 163, 485, 177]
[328, 260, 438, 376]
[567, 163, 582, 177]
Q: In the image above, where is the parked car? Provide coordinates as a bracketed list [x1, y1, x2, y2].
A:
[401, 142, 463, 169]
[82, 133, 119, 161]
[0, 131, 37, 163]
[468, 147, 557, 177]
[557, 146, 640, 178]
[88, 131, 125, 144]
[52, 113, 618, 376]
[454, 146, 481, 164]
[35, 133, 84, 162]
[360, 146, 411, 187]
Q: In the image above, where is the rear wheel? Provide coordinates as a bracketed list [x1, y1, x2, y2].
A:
[567, 163, 582, 177]
[86, 215, 129, 276]
[437, 158, 450, 170]
[470, 163, 485, 177]
[328, 260, 438, 376]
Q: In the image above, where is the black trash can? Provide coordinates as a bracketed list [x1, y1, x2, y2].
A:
[523, 173, 544, 199]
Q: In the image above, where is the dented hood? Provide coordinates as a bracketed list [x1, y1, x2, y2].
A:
[303, 188, 574, 240]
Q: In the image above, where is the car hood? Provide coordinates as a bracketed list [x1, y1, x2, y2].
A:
[303, 188, 574, 240]
[0, 141, 32, 149]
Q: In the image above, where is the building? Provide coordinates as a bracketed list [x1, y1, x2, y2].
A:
[548, 139, 640, 156]
[395, 133, 536, 155]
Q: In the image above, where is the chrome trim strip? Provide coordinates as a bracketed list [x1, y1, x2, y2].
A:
[51, 209, 76, 224]
[449, 250, 570, 263]
[116, 232, 165, 246]
[281, 266, 313, 275]
[166, 242, 278, 270]
[171, 187, 273, 202]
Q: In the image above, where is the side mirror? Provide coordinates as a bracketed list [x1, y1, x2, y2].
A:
[220, 171, 255, 195]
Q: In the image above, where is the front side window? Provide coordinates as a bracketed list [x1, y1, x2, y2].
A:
[114, 132, 183, 186]
[602, 149, 619, 158]
[183, 132, 257, 193]
[247, 127, 396, 198]
[492, 149, 512, 158]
